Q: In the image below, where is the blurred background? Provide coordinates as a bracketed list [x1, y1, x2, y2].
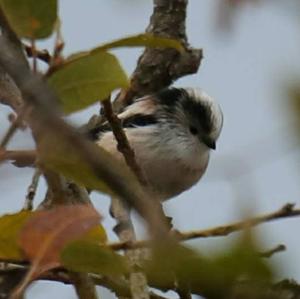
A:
[1, 0, 300, 298]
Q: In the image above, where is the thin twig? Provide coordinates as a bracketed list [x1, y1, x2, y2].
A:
[102, 97, 151, 299]
[0, 266, 168, 299]
[69, 272, 99, 299]
[23, 169, 41, 211]
[30, 39, 38, 73]
[0, 118, 21, 148]
[0, 107, 28, 148]
[102, 98, 149, 187]
[0, 7, 25, 113]
[0, 149, 36, 167]
[52, 25, 64, 61]
[40, 271, 168, 299]
[259, 244, 286, 258]
[109, 204, 300, 251]
[45, 20, 65, 77]
[0, 209, 292, 263]
[0, 204, 295, 271]
[0, 68, 23, 113]
[110, 196, 150, 299]
[24, 44, 52, 64]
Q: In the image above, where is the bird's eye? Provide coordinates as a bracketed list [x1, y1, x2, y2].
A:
[189, 126, 198, 135]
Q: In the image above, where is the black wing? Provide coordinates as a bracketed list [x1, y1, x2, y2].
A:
[87, 114, 157, 141]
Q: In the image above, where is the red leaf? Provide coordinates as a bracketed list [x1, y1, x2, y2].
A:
[13, 205, 101, 297]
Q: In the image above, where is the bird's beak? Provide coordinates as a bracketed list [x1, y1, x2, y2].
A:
[202, 137, 216, 150]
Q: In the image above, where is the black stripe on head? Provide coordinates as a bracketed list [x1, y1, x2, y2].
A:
[87, 122, 112, 140]
[156, 87, 214, 134]
[156, 88, 187, 108]
[181, 95, 213, 134]
[122, 114, 157, 128]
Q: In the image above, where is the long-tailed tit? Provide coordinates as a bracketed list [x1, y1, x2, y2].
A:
[89, 87, 223, 201]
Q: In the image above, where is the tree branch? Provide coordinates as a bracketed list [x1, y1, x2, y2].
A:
[68, 272, 99, 299]
[102, 99, 151, 299]
[23, 168, 41, 211]
[24, 44, 51, 64]
[0, 65, 23, 113]
[259, 244, 286, 258]
[0, 107, 29, 149]
[0, 267, 168, 299]
[0, 149, 36, 167]
[0, 7, 28, 112]
[102, 99, 149, 187]
[113, 0, 202, 111]
[108, 203, 300, 250]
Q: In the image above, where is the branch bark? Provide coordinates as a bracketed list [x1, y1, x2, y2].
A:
[3, 266, 300, 299]
[113, 0, 202, 111]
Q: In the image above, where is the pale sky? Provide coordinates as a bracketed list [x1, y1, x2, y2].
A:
[1, 1, 300, 298]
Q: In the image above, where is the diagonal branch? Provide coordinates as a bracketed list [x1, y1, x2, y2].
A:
[0, 6, 170, 238]
[102, 99, 151, 299]
[109, 203, 300, 251]
[102, 98, 149, 187]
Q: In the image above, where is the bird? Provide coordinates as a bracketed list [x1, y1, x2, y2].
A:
[88, 87, 223, 201]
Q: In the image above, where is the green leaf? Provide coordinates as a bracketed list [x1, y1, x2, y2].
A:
[61, 241, 129, 276]
[146, 239, 273, 299]
[215, 233, 272, 282]
[0, 211, 32, 260]
[48, 51, 129, 114]
[92, 33, 185, 53]
[145, 243, 226, 298]
[38, 131, 112, 194]
[0, 0, 57, 39]
[79, 225, 107, 244]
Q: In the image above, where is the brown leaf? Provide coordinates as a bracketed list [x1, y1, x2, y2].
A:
[13, 205, 101, 297]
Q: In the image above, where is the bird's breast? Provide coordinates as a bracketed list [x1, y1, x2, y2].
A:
[97, 127, 210, 201]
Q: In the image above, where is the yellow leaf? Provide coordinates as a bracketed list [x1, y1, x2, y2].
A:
[0, 211, 32, 260]
[92, 33, 185, 53]
[79, 225, 107, 244]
